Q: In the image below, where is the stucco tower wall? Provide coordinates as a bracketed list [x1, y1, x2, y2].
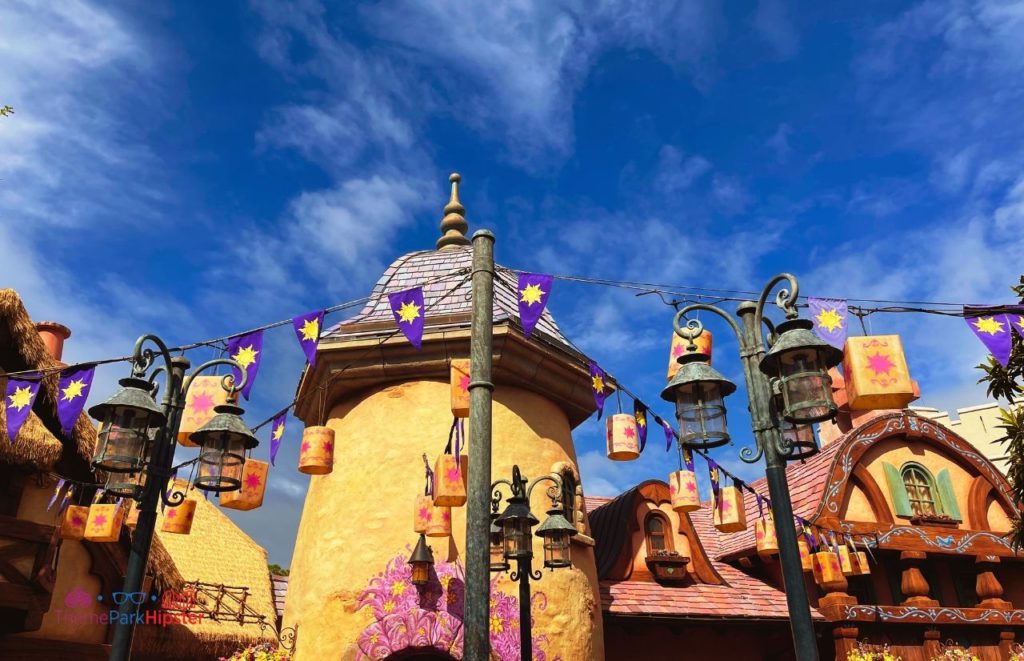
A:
[284, 379, 604, 661]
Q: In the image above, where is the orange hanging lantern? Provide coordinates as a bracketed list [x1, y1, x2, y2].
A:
[712, 484, 746, 534]
[433, 453, 468, 507]
[667, 330, 713, 380]
[798, 537, 813, 572]
[125, 502, 140, 530]
[755, 516, 778, 556]
[177, 375, 235, 447]
[668, 469, 700, 513]
[843, 335, 915, 411]
[85, 502, 126, 543]
[220, 459, 269, 511]
[299, 426, 335, 475]
[812, 550, 845, 589]
[162, 499, 197, 535]
[59, 505, 89, 540]
[606, 413, 640, 461]
[414, 494, 452, 537]
[450, 359, 470, 418]
[854, 550, 871, 575]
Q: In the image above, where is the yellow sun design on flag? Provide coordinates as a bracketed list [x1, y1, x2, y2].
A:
[973, 316, 1005, 336]
[7, 385, 33, 411]
[272, 423, 285, 441]
[397, 300, 421, 324]
[61, 379, 87, 401]
[815, 308, 844, 332]
[591, 374, 605, 393]
[299, 317, 320, 342]
[519, 283, 545, 306]
[233, 345, 259, 369]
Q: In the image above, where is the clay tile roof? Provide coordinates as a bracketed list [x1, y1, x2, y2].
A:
[324, 248, 567, 345]
[601, 562, 823, 620]
[583, 496, 612, 513]
[714, 437, 845, 560]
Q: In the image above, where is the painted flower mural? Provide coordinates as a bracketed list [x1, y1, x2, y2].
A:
[354, 552, 553, 661]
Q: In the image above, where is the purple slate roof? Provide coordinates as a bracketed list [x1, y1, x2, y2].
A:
[324, 247, 568, 344]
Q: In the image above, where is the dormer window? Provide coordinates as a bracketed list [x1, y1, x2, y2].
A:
[882, 460, 962, 524]
[644, 512, 673, 553]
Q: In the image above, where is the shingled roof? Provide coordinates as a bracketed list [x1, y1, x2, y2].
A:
[323, 247, 567, 345]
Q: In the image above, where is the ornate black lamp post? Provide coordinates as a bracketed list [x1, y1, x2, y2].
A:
[661, 274, 842, 661]
[491, 466, 576, 661]
[88, 334, 255, 661]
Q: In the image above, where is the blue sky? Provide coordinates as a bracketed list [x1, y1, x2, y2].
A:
[2, 0, 1023, 565]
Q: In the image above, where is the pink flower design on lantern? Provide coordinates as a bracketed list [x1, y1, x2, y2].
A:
[92, 514, 107, 528]
[71, 514, 85, 527]
[166, 509, 177, 519]
[244, 472, 262, 490]
[623, 426, 636, 439]
[446, 467, 461, 483]
[301, 441, 311, 453]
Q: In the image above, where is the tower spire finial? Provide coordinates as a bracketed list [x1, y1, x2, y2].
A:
[436, 172, 470, 250]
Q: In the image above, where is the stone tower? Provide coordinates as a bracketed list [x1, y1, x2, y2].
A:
[283, 174, 605, 661]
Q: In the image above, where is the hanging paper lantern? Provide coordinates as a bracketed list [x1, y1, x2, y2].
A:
[414, 494, 452, 537]
[812, 550, 845, 589]
[712, 485, 746, 533]
[299, 426, 335, 475]
[667, 330, 713, 380]
[668, 469, 700, 513]
[85, 503, 126, 543]
[798, 538, 813, 572]
[59, 505, 89, 541]
[606, 413, 640, 461]
[125, 502, 140, 530]
[433, 453, 468, 507]
[220, 459, 269, 511]
[178, 375, 235, 447]
[450, 359, 470, 418]
[842, 335, 915, 411]
[162, 499, 197, 535]
[854, 550, 871, 575]
[755, 516, 778, 556]
[838, 545, 855, 575]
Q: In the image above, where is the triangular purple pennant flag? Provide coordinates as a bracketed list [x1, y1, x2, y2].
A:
[292, 309, 325, 367]
[57, 364, 95, 435]
[162, 470, 178, 514]
[5, 376, 40, 442]
[682, 447, 694, 472]
[388, 287, 425, 350]
[808, 297, 848, 350]
[269, 411, 287, 466]
[588, 362, 608, 419]
[632, 400, 648, 453]
[661, 417, 675, 452]
[707, 458, 720, 507]
[516, 273, 553, 338]
[228, 330, 264, 400]
[964, 307, 1014, 367]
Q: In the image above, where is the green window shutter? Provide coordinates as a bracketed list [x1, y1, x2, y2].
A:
[883, 462, 913, 518]
[936, 469, 962, 521]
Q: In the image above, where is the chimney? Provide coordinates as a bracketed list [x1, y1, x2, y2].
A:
[36, 321, 71, 362]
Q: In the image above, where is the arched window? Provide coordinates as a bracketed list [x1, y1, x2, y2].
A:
[560, 470, 577, 523]
[644, 512, 674, 554]
[901, 464, 939, 516]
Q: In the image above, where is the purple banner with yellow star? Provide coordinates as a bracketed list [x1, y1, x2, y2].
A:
[292, 309, 325, 367]
[588, 361, 607, 419]
[808, 297, 848, 350]
[5, 376, 40, 442]
[707, 458, 720, 508]
[517, 273, 552, 338]
[660, 417, 675, 452]
[228, 330, 264, 400]
[270, 411, 287, 466]
[632, 400, 647, 453]
[964, 306, 1014, 366]
[682, 446, 694, 472]
[388, 287, 425, 350]
[57, 364, 94, 435]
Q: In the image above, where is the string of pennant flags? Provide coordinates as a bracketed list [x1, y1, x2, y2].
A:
[4, 261, 1021, 550]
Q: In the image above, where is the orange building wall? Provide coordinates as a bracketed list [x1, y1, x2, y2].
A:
[603, 617, 811, 661]
[12, 481, 108, 645]
[284, 380, 604, 661]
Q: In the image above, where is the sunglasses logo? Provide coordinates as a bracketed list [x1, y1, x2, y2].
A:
[112, 591, 150, 605]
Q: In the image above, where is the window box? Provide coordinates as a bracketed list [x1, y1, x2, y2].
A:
[645, 551, 690, 582]
[909, 513, 960, 528]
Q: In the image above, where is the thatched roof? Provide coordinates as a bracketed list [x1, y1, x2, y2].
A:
[134, 482, 278, 660]
[0, 289, 96, 476]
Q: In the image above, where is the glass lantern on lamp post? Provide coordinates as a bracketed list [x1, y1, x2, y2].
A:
[408, 533, 435, 587]
[664, 274, 843, 661]
[189, 402, 258, 493]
